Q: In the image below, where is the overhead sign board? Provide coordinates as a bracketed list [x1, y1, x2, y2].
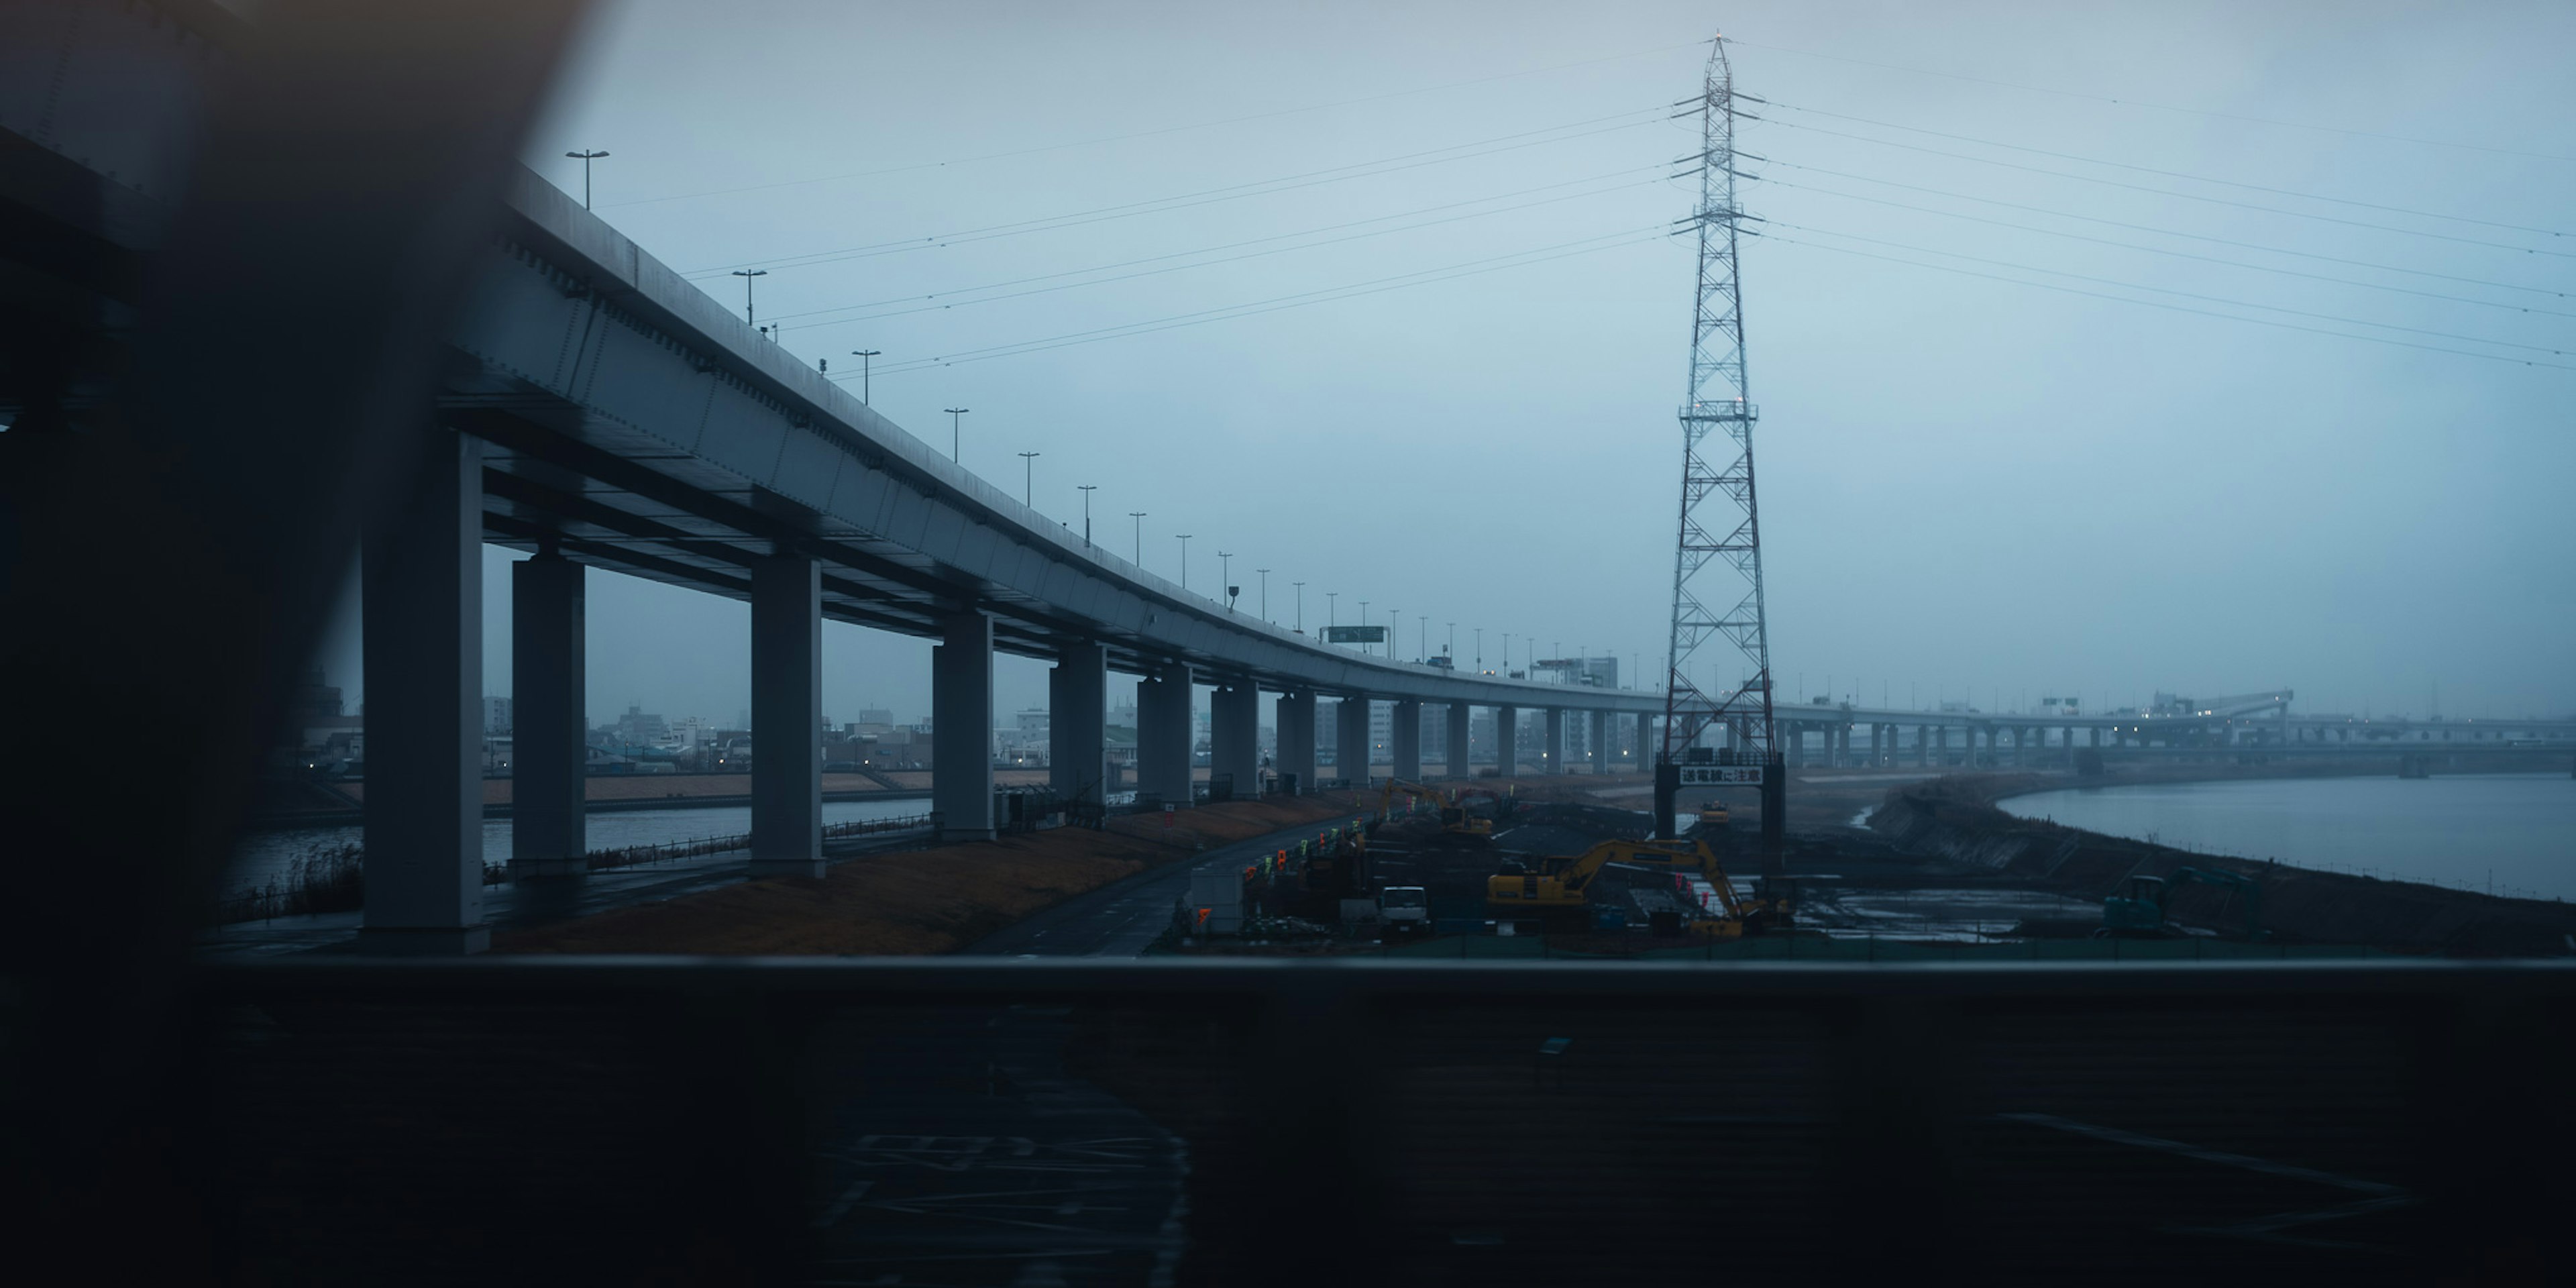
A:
[1322, 625, 1387, 643]
[1677, 765, 1766, 786]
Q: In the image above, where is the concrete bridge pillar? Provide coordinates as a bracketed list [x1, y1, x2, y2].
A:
[1448, 702, 1472, 779]
[1274, 690, 1316, 794]
[1591, 710, 1611, 774]
[2090, 727, 2102, 749]
[508, 549, 586, 879]
[1048, 639, 1108, 810]
[1210, 678, 1260, 800]
[1392, 698, 1423, 781]
[1136, 663, 1194, 804]
[1542, 708, 1566, 774]
[1495, 705, 1519, 776]
[751, 552, 826, 875]
[360, 431, 487, 954]
[931, 607, 996, 844]
[1336, 696, 1372, 784]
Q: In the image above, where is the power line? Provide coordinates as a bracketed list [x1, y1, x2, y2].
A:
[1721, 36, 2576, 166]
[604, 39, 1703, 209]
[843, 226, 1668, 380]
[691, 108, 1664, 277]
[1763, 160, 2570, 299]
[682, 105, 1668, 278]
[1761, 115, 2576, 258]
[777, 169, 1665, 333]
[1764, 174, 2576, 319]
[1762, 231, 2576, 370]
[1764, 99, 2569, 239]
[1768, 219, 2569, 356]
[770, 162, 1662, 323]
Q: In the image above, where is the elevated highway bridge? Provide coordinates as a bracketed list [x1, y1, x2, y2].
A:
[1, 0, 1666, 952]
[1765, 690, 2575, 770]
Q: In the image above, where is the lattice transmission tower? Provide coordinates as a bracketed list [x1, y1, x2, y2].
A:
[1657, 34, 1782, 846]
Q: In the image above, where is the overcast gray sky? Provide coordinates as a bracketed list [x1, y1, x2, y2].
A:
[313, 0, 2575, 727]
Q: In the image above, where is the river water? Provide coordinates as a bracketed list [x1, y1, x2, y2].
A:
[226, 798, 931, 894]
[1999, 773, 2576, 901]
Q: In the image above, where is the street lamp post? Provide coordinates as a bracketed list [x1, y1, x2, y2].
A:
[1293, 582, 1305, 631]
[849, 350, 879, 403]
[1256, 568, 1270, 620]
[1077, 485, 1097, 545]
[565, 149, 609, 208]
[1176, 535, 1191, 591]
[1129, 512, 1146, 564]
[731, 269, 767, 329]
[1326, 592, 1338, 631]
[1358, 601, 1369, 655]
[1474, 627, 1483, 671]
[1385, 607, 1397, 659]
[943, 408, 969, 463]
[1016, 451, 1040, 508]
[1218, 551, 1234, 610]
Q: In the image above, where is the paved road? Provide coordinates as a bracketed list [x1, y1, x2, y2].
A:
[961, 814, 1367, 957]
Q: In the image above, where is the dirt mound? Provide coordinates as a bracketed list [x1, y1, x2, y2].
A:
[494, 792, 1368, 955]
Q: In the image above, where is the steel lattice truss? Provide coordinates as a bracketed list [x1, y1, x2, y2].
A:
[1662, 36, 1776, 763]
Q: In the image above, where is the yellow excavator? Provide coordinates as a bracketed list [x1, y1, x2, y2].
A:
[1377, 778, 1495, 837]
[1485, 836, 1787, 936]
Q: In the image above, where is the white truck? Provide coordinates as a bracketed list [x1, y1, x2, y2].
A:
[1375, 885, 1431, 934]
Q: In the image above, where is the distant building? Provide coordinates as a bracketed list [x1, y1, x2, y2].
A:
[293, 666, 344, 721]
[613, 704, 670, 747]
[482, 696, 513, 735]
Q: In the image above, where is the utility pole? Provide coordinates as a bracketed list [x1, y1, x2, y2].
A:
[1130, 512, 1146, 564]
[1176, 535, 1191, 591]
[565, 149, 608, 209]
[1218, 552, 1234, 610]
[1077, 485, 1097, 546]
[943, 408, 969, 463]
[1016, 451, 1040, 508]
[731, 269, 767, 329]
[850, 350, 879, 403]
[1256, 568, 1270, 620]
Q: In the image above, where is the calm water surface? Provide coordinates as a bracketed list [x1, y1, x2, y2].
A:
[2000, 773, 2576, 900]
[227, 798, 930, 894]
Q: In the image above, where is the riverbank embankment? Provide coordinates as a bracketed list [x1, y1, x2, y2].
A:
[494, 790, 1374, 955]
[1868, 773, 2576, 955]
